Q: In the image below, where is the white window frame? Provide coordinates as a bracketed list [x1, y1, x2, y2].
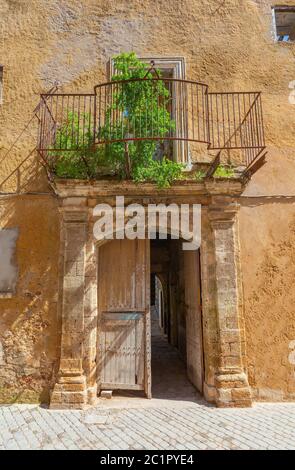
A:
[272, 6, 295, 43]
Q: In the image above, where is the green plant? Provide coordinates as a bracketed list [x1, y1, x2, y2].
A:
[194, 169, 206, 181]
[52, 52, 183, 187]
[213, 164, 234, 178]
[101, 52, 179, 184]
[52, 111, 104, 179]
[133, 157, 184, 189]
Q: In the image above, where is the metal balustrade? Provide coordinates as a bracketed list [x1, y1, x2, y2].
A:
[37, 77, 266, 179]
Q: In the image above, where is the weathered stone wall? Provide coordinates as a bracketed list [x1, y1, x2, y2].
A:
[0, 0, 295, 402]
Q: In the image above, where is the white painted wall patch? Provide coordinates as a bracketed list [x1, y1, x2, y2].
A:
[0, 227, 19, 295]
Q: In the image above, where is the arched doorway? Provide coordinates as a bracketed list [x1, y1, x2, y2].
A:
[96, 235, 204, 400]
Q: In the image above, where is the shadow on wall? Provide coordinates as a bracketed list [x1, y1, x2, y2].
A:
[0, 104, 52, 195]
[0, 148, 51, 195]
[0, 191, 60, 405]
[240, 195, 295, 208]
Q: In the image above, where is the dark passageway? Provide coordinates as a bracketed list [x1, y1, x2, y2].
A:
[151, 305, 199, 401]
[150, 237, 203, 402]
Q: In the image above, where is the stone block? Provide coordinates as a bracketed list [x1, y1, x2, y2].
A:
[76, 261, 85, 276]
[232, 387, 252, 401]
[215, 372, 249, 389]
[220, 330, 240, 344]
[63, 276, 84, 289]
[57, 382, 86, 392]
[229, 341, 242, 356]
[87, 385, 98, 405]
[226, 316, 239, 329]
[217, 388, 232, 403]
[50, 390, 87, 409]
[63, 198, 87, 207]
[220, 355, 242, 369]
[203, 382, 216, 402]
[59, 358, 83, 372]
[100, 390, 113, 399]
[64, 248, 84, 262]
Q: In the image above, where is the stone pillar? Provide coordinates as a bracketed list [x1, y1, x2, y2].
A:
[50, 208, 88, 409]
[83, 224, 98, 405]
[209, 198, 252, 407]
[200, 209, 220, 403]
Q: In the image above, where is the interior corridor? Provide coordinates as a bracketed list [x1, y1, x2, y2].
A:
[151, 306, 199, 401]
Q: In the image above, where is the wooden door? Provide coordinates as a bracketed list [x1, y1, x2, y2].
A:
[183, 249, 204, 393]
[97, 239, 151, 397]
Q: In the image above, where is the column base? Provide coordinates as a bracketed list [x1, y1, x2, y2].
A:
[50, 379, 87, 409]
[50, 359, 87, 409]
[203, 382, 216, 403]
[215, 371, 252, 408]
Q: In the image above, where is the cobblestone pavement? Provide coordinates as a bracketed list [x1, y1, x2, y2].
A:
[1, 401, 295, 450]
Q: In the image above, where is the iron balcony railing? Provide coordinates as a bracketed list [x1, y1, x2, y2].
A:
[37, 77, 266, 177]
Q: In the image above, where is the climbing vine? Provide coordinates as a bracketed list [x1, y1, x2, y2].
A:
[53, 52, 184, 188]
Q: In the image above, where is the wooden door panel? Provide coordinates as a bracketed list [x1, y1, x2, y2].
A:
[99, 313, 145, 389]
[183, 249, 203, 393]
[98, 239, 150, 395]
[98, 239, 146, 311]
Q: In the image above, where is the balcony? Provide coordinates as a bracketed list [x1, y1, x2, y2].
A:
[37, 76, 266, 184]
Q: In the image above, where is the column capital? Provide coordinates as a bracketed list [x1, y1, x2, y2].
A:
[208, 198, 240, 226]
[59, 208, 89, 224]
[58, 196, 89, 223]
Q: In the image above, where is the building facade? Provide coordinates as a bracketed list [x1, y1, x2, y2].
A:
[0, 0, 295, 408]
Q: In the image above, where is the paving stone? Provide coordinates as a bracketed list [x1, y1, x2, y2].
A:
[83, 414, 109, 425]
[1, 402, 295, 449]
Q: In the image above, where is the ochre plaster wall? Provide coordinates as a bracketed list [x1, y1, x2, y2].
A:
[0, 0, 295, 402]
[0, 196, 60, 403]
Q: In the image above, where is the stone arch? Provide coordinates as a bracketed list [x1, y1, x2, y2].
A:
[93, 225, 197, 249]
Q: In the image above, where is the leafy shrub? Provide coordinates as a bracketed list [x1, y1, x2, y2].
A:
[133, 157, 184, 188]
[213, 165, 234, 178]
[194, 169, 206, 181]
[53, 111, 102, 179]
[52, 52, 183, 188]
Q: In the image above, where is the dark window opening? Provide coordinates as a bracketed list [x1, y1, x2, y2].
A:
[273, 6, 295, 42]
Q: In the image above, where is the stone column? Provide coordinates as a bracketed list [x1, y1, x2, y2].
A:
[83, 222, 98, 405]
[209, 198, 252, 407]
[50, 208, 88, 409]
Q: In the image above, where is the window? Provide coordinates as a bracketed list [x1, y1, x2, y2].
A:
[109, 57, 189, 164]
[273, 6, 295, 42]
